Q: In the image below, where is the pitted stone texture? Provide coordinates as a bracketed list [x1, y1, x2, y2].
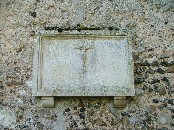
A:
[1, 0, 174, 129]
[0, 108, 16, 128]
[32, 35, 134, 96]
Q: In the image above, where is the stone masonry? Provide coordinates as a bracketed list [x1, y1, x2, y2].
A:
[0, 0, 174, 129]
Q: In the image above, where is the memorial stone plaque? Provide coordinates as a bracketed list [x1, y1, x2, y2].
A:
[32, 32, 135, 98]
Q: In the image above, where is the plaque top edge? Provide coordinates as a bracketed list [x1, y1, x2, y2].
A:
[40, 34, 127, 40]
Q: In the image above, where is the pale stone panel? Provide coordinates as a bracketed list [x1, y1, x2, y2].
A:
[32, 35, 135, 96]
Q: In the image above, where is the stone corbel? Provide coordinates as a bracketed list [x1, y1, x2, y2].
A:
[41, 97, 54, 108]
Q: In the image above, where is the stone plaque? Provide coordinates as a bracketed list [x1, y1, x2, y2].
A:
[32, 34, 135, 96]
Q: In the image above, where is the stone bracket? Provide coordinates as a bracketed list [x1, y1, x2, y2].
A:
[114, 96, 127, 108]
[40, 96, 127, 108]
[41, 97, 54, 108]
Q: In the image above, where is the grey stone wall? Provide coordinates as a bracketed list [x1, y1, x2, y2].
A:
[0, 0, 174, 129]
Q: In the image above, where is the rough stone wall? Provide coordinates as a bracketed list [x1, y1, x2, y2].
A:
[0, 0, 174, 129]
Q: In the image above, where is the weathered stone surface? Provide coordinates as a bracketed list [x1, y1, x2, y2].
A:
[1, 0, 174, 129]
[32, 34, 135, 96]
[38, 109, 50, 116]
[0, 109, 16, 128]
[166, 65, 174, 73]
[159, 115, 170, 125]
[156, 68, 165, 74]
[135, 88, 144, 95]
[122, 116, 129, 126]
[157, 87, 167, 96]
[5, 80, 23, 86]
